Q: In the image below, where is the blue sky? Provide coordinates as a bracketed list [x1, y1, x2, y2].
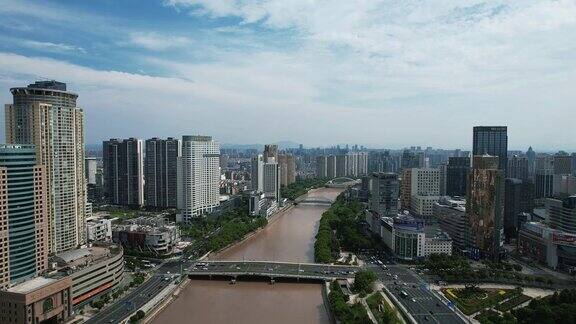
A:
[0, 0, 575, 150]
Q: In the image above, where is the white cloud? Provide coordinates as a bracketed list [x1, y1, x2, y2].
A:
[127, 32, 193, 51]
[21, 40, 86, 54]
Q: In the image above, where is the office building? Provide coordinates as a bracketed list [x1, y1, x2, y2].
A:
[535, 155, 554, 199]
[177, 135, 220, 221]
[554, 154, 573, 175]
[144, 137, 181, 208]
[472, 126, 508, 175]
[433, 197, 469, 252]
[263, 160, 280, 201]
[369, 173, 399, 217]
[504, 178, 534, 242]
[508, 155, 529, 181]
[446, 157, 469, 197]
[103, 138, 144, 206]
[409, 168, 441, 219]
[553, 175, 576, 196]
[467, 155, 505, 261]
[263, 144, 278, 163]
[5, 80, 87, 253]
[251, 154, 265, 191]
[0, 145, 48, 289]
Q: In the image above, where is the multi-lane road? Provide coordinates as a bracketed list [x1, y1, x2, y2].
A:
[84, 260, 187, 324]
[372, 264, 466, 324]
[186, 260, 359, 280]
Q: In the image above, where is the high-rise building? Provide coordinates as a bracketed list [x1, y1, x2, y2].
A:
[535, 155, 554, 199]
[335, 154, 347, 177]
[401, 169, 412, 210]
[103, 138, 144, 206]
[526, 147, 536, 179]
[85, 157, 98, 185]
[369, 173, 399, 217]
[467, 155, 505, 261]
[446, 157, 470, 197]
[327, 155, 337, 178]
[472, 126, 508, 176]
[278, 153, 296, 186]
[0, 145, 48, 289]
[316, 155, 327, 178]
[508, 155, 529, 181]
[263, 144, 278, 163]
[263, 160, 280, 201]
[409, 168, 441, 219]
[554, 153, 573, 175]
[5, 80, 87, 253]
[144, 137, 181, 208]
[251, 154, 264, 191]
[177, 135, 220, 221]
[504, 178, 534, 242]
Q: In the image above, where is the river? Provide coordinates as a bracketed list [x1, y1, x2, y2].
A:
[152, 187, 342, 324]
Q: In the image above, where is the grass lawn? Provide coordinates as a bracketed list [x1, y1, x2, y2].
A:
[442, 287, 519, 315]
[108, 209, 138, 219]
[366, 293, 402, 324]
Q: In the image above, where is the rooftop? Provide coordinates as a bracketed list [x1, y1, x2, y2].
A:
[7, 276, 58, 294]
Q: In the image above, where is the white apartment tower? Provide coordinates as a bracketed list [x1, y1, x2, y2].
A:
[177, 135, 220, 221]
[5, 80, 87, 253]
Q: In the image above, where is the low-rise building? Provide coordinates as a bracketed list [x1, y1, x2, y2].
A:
[249, 191, 279, 218]
[86, 217, 112, 242]
[0, 276, 73, 324]
[112, 216, 180, 255]
[49, 243, 124, 306]
[411, 195, 440, 220]
[378, 214, 452, 261]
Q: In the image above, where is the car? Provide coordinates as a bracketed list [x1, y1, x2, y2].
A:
[429, 311, 434, 315]
[436, 303, 441, 307]
[411, 298, 416, 302]
[424, 316, 429, 321]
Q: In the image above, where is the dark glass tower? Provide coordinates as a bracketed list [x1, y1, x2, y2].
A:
[446, 157, 470, 197]
[144, 138, 181, 208]
[472, 126, 508, 176]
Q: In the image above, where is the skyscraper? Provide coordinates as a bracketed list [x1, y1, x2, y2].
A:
[278, 153, 296, 186]
[472, 126, 508, 176]
[446, 157, 470, 197]
[535, 155, 554, 199]
[263, 144, 278, 163]
[467, 155, 504, 261]
[251, 154, 264, 191]
[177, 135, 220, 221]
[144, 137, 181, 208]
[5, 80, 86, 253]
[504, 178, 534, 242]
[507, 155, 529, 181]
[0, 145, 48, 289]
[103, 138, 144, 206]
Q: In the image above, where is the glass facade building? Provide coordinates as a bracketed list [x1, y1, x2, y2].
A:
[472, 126, 508, 176]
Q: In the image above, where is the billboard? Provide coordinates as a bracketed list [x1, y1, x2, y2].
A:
[552, 232, 576, 246]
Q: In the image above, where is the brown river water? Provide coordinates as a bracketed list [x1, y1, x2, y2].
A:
[152, 187, 342, 324]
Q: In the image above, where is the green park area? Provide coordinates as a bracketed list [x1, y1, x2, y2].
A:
[314, 193, 377, 263]
[366, 293, 402, 324]
[328, 281, 370, 324]
[442, 285, 521, 315]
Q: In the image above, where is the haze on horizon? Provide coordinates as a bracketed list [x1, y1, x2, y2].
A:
[0, 0, 575, 151]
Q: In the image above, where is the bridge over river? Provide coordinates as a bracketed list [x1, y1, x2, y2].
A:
[185, 261, 359, 282]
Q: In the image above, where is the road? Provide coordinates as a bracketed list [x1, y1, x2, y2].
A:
[186, 260, 359, 280]
[372, 264, 466, 324]
[84, 260, 186, 324]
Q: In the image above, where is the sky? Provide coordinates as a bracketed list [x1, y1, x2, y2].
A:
[0, 0, 575, 150]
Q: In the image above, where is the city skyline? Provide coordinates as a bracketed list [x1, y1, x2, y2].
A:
[1, 0, 575, 149]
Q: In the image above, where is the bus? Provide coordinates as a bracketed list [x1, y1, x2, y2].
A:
[400, 291, 409, 298]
